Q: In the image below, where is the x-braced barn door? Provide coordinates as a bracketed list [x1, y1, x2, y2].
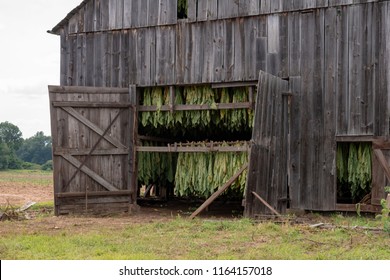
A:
[48, 86, 137, 215]
[244, 71, 289, 217]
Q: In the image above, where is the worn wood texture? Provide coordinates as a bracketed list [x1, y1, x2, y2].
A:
[51, 0, 390, 35]
[52, 1, 390, 214]
[244, 71, 288, 217]
[48, 85, 136, 215]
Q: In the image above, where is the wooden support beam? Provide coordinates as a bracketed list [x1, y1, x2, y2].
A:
[55, 191, 132, 198]
[335, 135, 375, 142]
[335, 203, 382, 213]
[373, 149, 390, 182]
[138, 135, 175, 143]
[48, 85, 129, 94]
[136, 144, 250, 153]
[52, 101, 132, 108]
[138, 102, 252, 112]
[211, 81, 257, 88]
[251, 191, 281, 217]
[189, 163, 248, 219]
[61, 154, 120, 192]
[61, 107, 127, 149]
[54, 148, 128, 156]
[169, 86, 175, 113]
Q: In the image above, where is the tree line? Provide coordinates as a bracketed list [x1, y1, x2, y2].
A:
[0, 121, 52, 170]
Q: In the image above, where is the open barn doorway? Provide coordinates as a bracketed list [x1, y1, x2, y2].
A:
[135, 83, 256, 218]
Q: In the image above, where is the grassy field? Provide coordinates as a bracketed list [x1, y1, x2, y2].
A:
[0, 170, 389, 260]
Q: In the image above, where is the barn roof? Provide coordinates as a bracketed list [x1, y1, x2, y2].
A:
[48, 0, 87, 35]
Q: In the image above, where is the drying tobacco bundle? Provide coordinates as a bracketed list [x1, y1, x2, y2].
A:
[174, 142, 249, 198]
[137, 141, 177, 187]
[140, 86, 255, 134]
[337, 142, 372, 199]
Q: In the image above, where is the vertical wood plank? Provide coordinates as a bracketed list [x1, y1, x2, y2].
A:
[197, 0, 218, 21]
[202, 22, 213, 82]
[224, 19, 235, 81]
[213, 20, 224, 82]
[256, 37, 267, 73]
[233, 18, 245, 81]
[218, 0, 239, 19]
[323, 7, 337, 210]
[111, 31, 122, 87]
[376, 1, 390, 136]
[147, 0, 158, 27]
[128, 30, 138, 85]
[123, 0, 133, 28]
[244, 18, 259, 80]
[239, 0, 260, 16]
[270, 0, 283, 13]
[155, 26, 176, 85]
[128, 85, 138, 203]
[288, 76, 302, 209]
[187, 0, 197, 22]
[336, 6, 349, 135]
[77, 34, 87, 86]
[100, 0, 109, 30]
[158, 0, 177, 25]
[94, 33, 103, 87]
[288, 12, 301, 76]
[299, 10, 315, 210]
[60, 28, 69, 86]
[348, 5, 363, 135]
[260, 0, 272, 14]
[279, 13, 289, 78]
[175, 22, 185, 84]
[84, 0, 95, 32]
[121, 30, 130, 87]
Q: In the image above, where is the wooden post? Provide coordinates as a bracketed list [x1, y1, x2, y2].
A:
[189, 163, 248, 219]
[129, 85, 138, 204]
[169, 86, 175, 113]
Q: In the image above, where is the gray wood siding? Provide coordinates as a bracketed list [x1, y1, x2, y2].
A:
[60, 2, 389, 136]
[48, 86, 136, 215]
[56, 0, 387, 35]
[66, 0, 177, 34]
[245, 71, 289, 216]
[56, 0, 390, 212]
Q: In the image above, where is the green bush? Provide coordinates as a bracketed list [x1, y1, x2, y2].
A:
[41, 160, 53, 171]
[21, 162, 41, 170]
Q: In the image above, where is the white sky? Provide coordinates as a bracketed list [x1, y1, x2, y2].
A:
[0, 0, 81, 138]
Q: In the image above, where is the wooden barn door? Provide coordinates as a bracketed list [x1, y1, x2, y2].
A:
[244, 71, 289, 217]
[371, 138, 390, 207]
[48, 86, 138, 215]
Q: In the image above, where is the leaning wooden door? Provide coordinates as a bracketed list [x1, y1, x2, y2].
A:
[48, 86, 137, 215]
[244, 71, 289, 217]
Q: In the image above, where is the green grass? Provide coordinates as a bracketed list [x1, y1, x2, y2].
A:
[0, 169, 53, 186]
[0, 170, 388, 260]
[0, 218, 389, 260]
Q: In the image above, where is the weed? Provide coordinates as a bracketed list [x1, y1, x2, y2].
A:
[375, 188, 390, 234]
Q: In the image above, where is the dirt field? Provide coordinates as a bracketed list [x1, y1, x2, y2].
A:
[0, 181, 52, 207]
[0, 170, 385, 236]
[0, 170, 246, 236]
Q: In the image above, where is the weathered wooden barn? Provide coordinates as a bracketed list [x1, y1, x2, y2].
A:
[48, 0, 390, 216]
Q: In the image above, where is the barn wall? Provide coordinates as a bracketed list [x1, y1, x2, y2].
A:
[61, 0, 382, 34]
[57, 0, 390, 211]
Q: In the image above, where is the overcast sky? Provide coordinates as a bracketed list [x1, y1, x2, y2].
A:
[0, 0, 81, 138]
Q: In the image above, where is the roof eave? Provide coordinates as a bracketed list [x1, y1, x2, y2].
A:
[48, 0, 89, 35]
